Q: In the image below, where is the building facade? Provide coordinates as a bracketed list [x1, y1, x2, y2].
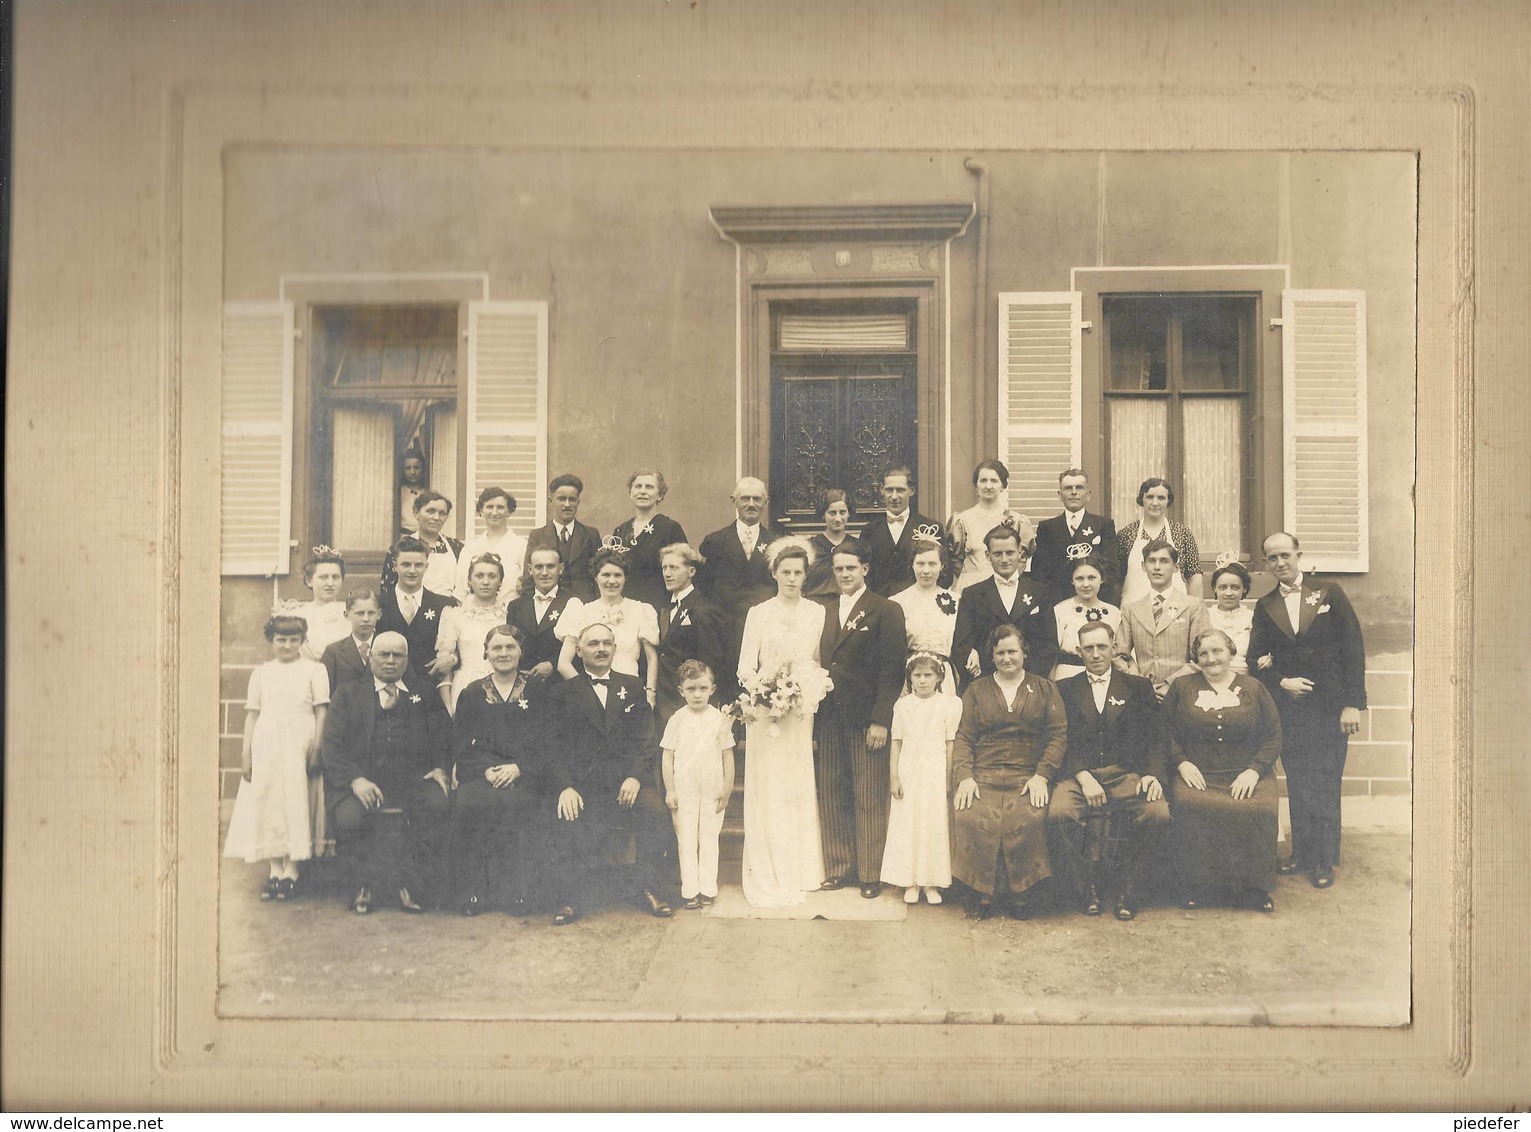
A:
[218, 149, 1415, 803]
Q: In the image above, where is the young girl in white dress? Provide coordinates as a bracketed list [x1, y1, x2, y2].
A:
[435, 551, 512, 714]
[1050, 555, 1123, 681]
[223, 614, 330, 901]
[880, 652, 962, 903]
[1207, 559, 1254, 673]
[737, 538, 830, 907]
[295, 548, 351, 662]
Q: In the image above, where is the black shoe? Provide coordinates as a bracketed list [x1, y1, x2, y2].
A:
[552, 905, 580, 926]
[462, 895, 482, 917]
[507, 898, 530, 918]
[398, 888, 424, 914]
[680, 896, 703, 910]
[1083, 888, 1103, 917]
[1312, 865, 1334, 889]
[1255, 892, 1276, 913]
[639, 889, 675, 918]
[859, 881, 882, 899]
[1182, 896, 1201, 910]
[260, 877, 280, 902]
[819, 876, 848, 891]
[1008, 901, 1035, 921]
[967, 900, 995, 921]
[1114, 899, 1137, 921]
[1278, 859, 1307, 876]
[351, 887, 372, 915]
[698, 894, 715, 907]
[275, 877, 296, 901]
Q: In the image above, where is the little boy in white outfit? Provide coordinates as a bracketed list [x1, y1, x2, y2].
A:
[660, 660, 737, 908]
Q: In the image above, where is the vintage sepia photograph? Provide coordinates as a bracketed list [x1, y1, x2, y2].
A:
[214, 147, 1415, 1025]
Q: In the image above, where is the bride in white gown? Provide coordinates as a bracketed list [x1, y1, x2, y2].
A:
[737, 538, 829, 907]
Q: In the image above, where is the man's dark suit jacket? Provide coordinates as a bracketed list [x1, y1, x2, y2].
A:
[860, 509, 939, 597]
[696, 522, 779, 626]
[1247, 577, 1368, 721]
[655, 588, 729, 723]
[949, 574, 1060, 678]
[1056, 669, 1166, 781]
[320, 635, 373, 696]
[815, 589, 907, 731]
[545, 671, 659, 796]
[1032, 510, 1121, 603]
[321, 676, 450, 813]
[505, 586, 575, 677]
[520, 519, 601, 602]
[376, 585, 458, 689]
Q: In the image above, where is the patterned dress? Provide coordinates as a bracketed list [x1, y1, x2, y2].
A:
[946, 505, 1035, 595]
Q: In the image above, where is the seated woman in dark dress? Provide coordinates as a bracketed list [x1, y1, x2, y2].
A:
[950, 623, 1068, 919]
[449, 624, 547, 916]
[1163, 627, 1284, 912]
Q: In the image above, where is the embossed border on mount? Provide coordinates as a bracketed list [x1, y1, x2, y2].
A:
[159, 79, 1462, 1105]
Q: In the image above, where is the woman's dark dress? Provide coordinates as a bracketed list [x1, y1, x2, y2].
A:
[449, 672, 546, 905]
[611, 513, 687, 612]
[805, 532, 862, 598]
[1163, 671, 1283, 894]
[950, 675, 1068, 897]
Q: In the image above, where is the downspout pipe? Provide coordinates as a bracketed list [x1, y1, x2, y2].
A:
[964, 157, 991, 468]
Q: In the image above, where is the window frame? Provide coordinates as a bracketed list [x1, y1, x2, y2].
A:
[1074, 265, 1288, 566]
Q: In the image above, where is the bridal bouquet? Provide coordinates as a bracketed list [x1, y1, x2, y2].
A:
[730, 661, 833, 737]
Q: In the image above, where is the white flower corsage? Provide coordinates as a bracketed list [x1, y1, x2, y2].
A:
[616, 685, 628, 701]
[409, 694, 422, 704]
[1081, 526, 1093, 537]
[1306, 590, 1323, 606]
[1022, 593, 1034, 606]
[1194, 686, 1241, 712]
[423, 608, 437, 620]
[1107, 696, 1126, 707]
[844, 612, 867, 633]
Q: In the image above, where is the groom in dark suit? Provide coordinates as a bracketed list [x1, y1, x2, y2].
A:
[950, 524, 1059, 680]
[519, 473, 601, 601]
[814, 541, 908, 897]
[322, 632, 452, 914]
[696, 476, 777, 695]
[1031, 468, 1120, 605]
[543, 623, 676, 925]
[1248, 531, 1368, 890]
[860, 466, 939, 597]
[1047, 622, 1171, 919]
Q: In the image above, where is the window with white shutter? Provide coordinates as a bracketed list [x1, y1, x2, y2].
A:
[466, 301, 549, 535]
[996, 292, 1082, 519]
[221, 302, 295, 575]
[1281, 289, 1369, 571]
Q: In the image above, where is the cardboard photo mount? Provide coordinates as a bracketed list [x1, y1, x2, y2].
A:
[5, 2, 1525, 1111]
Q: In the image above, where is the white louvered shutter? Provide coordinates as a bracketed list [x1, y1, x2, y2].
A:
[997, 292, 1083, 517]
[1281, 290, 1369, 572]
[466, 302, 548, 535]
[221, 302, 294, 574]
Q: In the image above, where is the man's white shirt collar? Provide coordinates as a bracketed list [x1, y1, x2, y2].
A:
[373, 675, 409, 693]
[672, 584, 695, 604]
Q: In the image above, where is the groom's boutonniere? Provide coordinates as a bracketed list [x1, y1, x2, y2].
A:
[676, 610, 692, 627]
[616, 686, 628, 701]
[408, 694, 422, 704]
[1081, 526, 1093, 537]
[1022, 593, 1034, 606]
[1306, 590, 1323, 607]
[844, 611, 866, 633]
[1108, 696, 1126, 707]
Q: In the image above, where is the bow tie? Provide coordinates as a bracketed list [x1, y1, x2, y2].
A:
[1088, 673, 1111, 685]
[995, 576, 1017, 587]
[589, 676, 611, 686]
[1279, 584, 1302, 596]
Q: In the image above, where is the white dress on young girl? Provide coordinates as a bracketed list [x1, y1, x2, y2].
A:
[879, 691, 963, 889]
[295, 600, 350, 663]
[661, 705, 735, 900]
[223, 658, 330, 863]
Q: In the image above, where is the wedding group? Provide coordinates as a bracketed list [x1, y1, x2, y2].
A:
[223, 458, 1368, 925]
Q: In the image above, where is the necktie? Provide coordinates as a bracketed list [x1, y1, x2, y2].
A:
[401, 593, 417, 624]
[742, 528, 755, 557]
[357, 638, 370, 663]
[560, 525, 571, 547]
[379, 683, 399, 710]
[1153, 594, 1165, 624]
